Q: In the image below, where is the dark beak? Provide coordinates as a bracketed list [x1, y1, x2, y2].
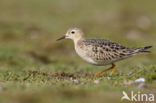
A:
[57, 36, 66, 41]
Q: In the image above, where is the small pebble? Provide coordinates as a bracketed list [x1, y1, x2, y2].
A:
[72, 80, 79, 83]
[94, 80, 99, 84]
[135, 78, 145, 83]
[127, 72, 132, 75]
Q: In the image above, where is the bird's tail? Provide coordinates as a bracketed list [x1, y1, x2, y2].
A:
[137, 46, 153, 53]
[130, 46, 153, 54]
[124, 46, 152, 57]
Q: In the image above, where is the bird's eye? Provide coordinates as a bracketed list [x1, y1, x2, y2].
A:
[71, 31, 75, 34]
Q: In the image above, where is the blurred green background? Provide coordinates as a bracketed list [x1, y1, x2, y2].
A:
[0, 0, 155, 103]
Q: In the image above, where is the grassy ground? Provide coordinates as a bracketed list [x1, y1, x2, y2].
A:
[0, 0, 156, 103]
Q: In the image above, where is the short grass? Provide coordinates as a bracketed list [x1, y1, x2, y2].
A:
[0, 0, 156, 103]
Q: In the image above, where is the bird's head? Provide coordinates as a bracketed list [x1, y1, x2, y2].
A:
[57, 28, 84, 42]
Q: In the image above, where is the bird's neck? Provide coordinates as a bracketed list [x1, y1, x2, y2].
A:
[73, 37, 85, 48]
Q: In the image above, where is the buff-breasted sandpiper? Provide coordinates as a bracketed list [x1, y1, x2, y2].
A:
[57, 28, 152, 79]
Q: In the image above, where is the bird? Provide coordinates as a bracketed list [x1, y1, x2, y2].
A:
[57, 27, 152, 79]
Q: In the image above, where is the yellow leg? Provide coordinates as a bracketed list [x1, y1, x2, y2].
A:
[93, 63, 117, 79]
[110, 63, 117, 76]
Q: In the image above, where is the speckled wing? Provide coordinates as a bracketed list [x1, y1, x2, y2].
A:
[83, 38, 136, 63]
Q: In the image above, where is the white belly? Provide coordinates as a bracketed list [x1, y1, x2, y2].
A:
[75, 46, 100, 65]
